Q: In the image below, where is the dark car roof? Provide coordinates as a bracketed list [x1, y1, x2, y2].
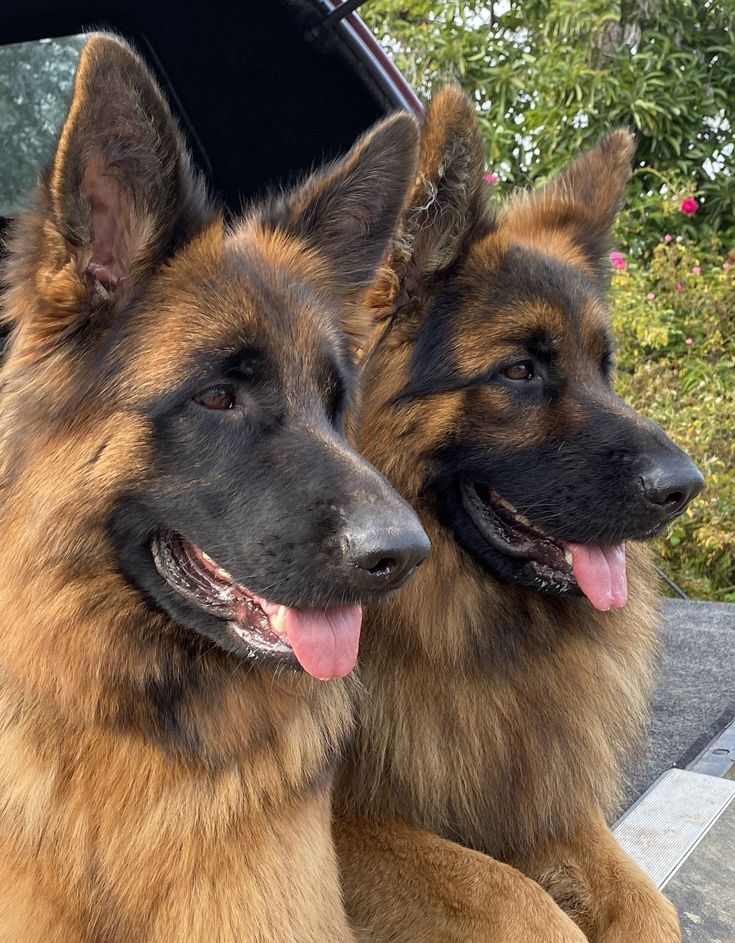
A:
[0, 0, 420, 208]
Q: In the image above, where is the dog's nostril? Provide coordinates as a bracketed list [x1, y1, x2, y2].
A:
[342, 515, 430, 591]
[352, 547, 402, 578]
[365, 556, 398, 577]
[640, 456, 704, 518]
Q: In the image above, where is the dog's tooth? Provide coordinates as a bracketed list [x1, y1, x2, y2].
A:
[201, 551, 215, 565]
[271, 606, 288, 638]
[215, 565, 232, 580]
[515, 512, 532, 527]
[497, 496, 516, 512]
[564, 549, 574, 566]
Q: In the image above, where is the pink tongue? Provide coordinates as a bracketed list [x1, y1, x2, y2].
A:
[277, 604, 362, 680]
[564, 542, 628, 611]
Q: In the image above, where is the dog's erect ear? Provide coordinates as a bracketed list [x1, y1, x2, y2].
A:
[503, 129, 635, 277]
[400, 84, 487, 283]
[273, 112, 419, 304]
[43, 33, 207, 301]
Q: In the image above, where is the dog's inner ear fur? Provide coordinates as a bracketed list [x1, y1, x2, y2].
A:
[78, 153, 142, 292]
[400, 85, 487, 286]
[502, 129, 635, 278]
[358, 86, 486, 355]
[47, 34, 203, 301]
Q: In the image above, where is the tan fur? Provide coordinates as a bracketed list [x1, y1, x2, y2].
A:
[0, 320, 357, 943]
[0, 33, 421, 942]
[336, 86, 681, 942]
[335, 814, 588, 943]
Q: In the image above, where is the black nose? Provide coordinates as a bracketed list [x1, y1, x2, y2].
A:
[343, 509, 430, 592]
[640, 452, 704, 520]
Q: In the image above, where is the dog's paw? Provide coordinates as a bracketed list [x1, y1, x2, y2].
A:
[545, 918, 589, 943]
[602, 928, 680, 943]
[599, 897, 681, 943]
[496, 894, 589, 943]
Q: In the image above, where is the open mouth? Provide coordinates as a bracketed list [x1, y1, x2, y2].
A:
[459, 482, 628, 611]
[151, 531, 362, 679]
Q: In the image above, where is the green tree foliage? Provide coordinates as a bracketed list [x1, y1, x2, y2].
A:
[364, 1, 735, 244]
[364, 1, 735, 599]
[0, 35, 84, 217]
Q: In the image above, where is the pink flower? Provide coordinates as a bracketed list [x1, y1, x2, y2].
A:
[646, 292, 656, 301]
[685, 337, 693, 345]
[692, 265, 701, 275]
[676, 235, 684, 244]
[680, 196, 698, 216]
[675, 283, 684, 292]
[484, 173, 499, 185]
[664, 234, 672, 243]
[609, 251, 627, 270]
[723, 261, 731, 270]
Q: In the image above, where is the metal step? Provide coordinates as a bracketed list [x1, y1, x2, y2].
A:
[613, 756, 735, 940]
[687, 717, 735, 780]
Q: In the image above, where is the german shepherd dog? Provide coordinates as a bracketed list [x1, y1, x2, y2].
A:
[335, 87, 703, 942]
[0, 34, 429, 942]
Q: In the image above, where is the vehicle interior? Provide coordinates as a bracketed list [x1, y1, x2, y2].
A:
[1, 0, 393, 208]
[0, 0, 401, 355]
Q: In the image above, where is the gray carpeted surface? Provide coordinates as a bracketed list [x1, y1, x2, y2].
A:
[623, 599, 735, 806]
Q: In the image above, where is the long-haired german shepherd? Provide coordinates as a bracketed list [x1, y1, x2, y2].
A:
[335, 86, 703, 942]
[0, 34, 429, 941]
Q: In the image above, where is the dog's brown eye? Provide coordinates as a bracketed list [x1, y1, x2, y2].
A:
[503, 362, 534, 381]
[195, 385, 236, 410]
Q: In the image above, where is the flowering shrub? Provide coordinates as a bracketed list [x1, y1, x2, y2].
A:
[611, 237, 735, 600]
[616, 174, 729, 261]
[680, 196, 699, 217]
[610, 251, 627, 271]
[364, 1, 735, 247]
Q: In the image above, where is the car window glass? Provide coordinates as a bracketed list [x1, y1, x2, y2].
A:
[0, 35, 85, 217]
